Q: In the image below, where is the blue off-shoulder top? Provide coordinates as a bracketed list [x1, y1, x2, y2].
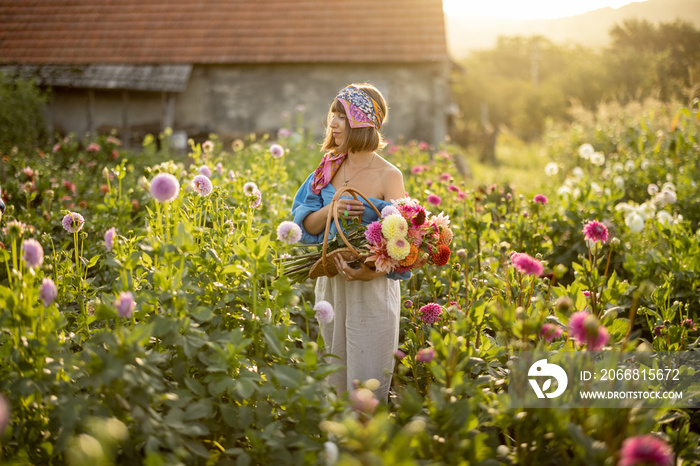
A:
[291, 172, 410, 281]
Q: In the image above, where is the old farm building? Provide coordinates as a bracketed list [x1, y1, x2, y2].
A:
[0, 0, 452, 146]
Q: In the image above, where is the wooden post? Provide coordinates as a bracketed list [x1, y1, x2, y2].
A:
[122, 90, 130, 148]
[162, 91, 175, 132]
[87, 88, 95, 135]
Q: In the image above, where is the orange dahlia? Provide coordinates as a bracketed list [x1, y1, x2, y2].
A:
[398, 244, 419, 267]
[438, 226, 453, 245]
[431, 244, 451, 266]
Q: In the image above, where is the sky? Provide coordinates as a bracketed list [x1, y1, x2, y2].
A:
[442, 0, 647, 20]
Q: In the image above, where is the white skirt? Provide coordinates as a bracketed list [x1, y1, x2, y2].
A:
[315, 274, 401, 401]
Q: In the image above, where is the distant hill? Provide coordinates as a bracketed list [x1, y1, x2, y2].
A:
[446, 0, 700, 58]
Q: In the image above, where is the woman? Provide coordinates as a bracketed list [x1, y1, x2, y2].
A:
[292, 83, 408, 401]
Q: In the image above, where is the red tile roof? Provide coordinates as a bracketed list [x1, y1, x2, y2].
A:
[0, 0, 448, 65]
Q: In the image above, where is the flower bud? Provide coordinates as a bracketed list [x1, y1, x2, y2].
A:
[554, 296, 573, 313]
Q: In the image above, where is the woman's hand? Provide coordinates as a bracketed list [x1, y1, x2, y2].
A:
[302, 198, 365, 235]
[333, 254, 384, 282]
[336, 197, 365, 220]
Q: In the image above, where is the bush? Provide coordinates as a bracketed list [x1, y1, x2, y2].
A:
[0, 74, 49, 160]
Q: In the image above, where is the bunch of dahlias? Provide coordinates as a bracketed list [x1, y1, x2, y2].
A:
[278, 197, 454, 283]
[364, 196, 453, 273]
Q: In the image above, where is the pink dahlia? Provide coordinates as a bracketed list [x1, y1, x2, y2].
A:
[569, 311, 609, 350]
[314, 301, 334, 324]
[534, 194, 548, 205]
[276, 221, 302, 245]
[21, 238, 44, 269]
[681, 318, 697, 331]
[350, 388, 378, 414]
[86, 142, 101, 152]
[427, 193, 441, 206]
[416, 347, 436, 363]
[618, 434, 672, 466]
[0, 395, 9, 436]
[269, 143, 285, 158]
[104, 227, 116, 251]
[418, 303, 442, 324]
[364, 221, 383, 245]
[380, 205, 400, 218]
[150, 173, 180, 203]
[511, 252, 544, 276]
[250, 189, 262, 208]
[192, 174, 213, 197]
[243, 182, 258, 196]
[199, 165, 212, 177]
[366, 240, 399, 273]
[62, 212, 85, 233]
[62, 179, 76, 194]
[583, 220, 609, 244]
[39, 277, 57, 307]
[591, 326, 610, 350]
[431, 212, 451, 230]
[410, 205, 427, 227]
[540, 323, 563, 342]
[114, 291, 135, 318]
[406, 228, 423, 247]
[568, 311, 589, 341]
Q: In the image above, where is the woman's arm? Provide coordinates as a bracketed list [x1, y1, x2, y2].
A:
[292, 172, 365, 241]
[382, 166, 406, 202]
[302, 198, 365, 235]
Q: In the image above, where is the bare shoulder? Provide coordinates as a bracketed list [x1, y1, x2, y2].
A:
[375, 154, 403, 179]
[375, 154, 405, 200]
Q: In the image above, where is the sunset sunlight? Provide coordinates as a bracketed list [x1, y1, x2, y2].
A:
[443, 0, 648, 19]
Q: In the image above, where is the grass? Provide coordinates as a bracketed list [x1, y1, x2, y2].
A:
[456, 131, 550, 193]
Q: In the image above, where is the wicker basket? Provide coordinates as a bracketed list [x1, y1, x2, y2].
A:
[308, 186, 381, 279]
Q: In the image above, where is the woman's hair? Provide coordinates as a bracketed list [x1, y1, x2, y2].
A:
[322, 83, 388, 154]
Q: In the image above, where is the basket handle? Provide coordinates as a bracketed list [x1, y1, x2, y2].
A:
[320, 186, 382, 276]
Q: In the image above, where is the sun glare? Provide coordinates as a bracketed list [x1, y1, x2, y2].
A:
[442, 0, 646, 20]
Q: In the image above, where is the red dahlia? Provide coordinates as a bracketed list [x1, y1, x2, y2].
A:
[431, 244, 451, 266]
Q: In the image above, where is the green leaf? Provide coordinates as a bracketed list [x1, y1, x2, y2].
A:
[184, 440, 210, 458]
[190, 307, 214, 323]
[271, 365, 302, 389]
[262, 326, 284, 357]
[184, 378, 207, 398]
[184, 400, 213, 421]
[220, 404, 239, 428]
[86, 254, 101, 269]
[234, 378, 257, 400]
[610, 318, 630, 338]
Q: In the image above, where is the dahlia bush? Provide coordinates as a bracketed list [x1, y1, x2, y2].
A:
[0, 101, 698, 465]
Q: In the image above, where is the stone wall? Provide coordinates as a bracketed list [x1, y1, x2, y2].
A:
[46, 62, 450, 146]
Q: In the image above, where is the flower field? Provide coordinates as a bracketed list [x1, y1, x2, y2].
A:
[1, 100, 699, 465]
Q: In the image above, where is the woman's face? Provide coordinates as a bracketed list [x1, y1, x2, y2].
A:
[329, 111, 346, 146]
